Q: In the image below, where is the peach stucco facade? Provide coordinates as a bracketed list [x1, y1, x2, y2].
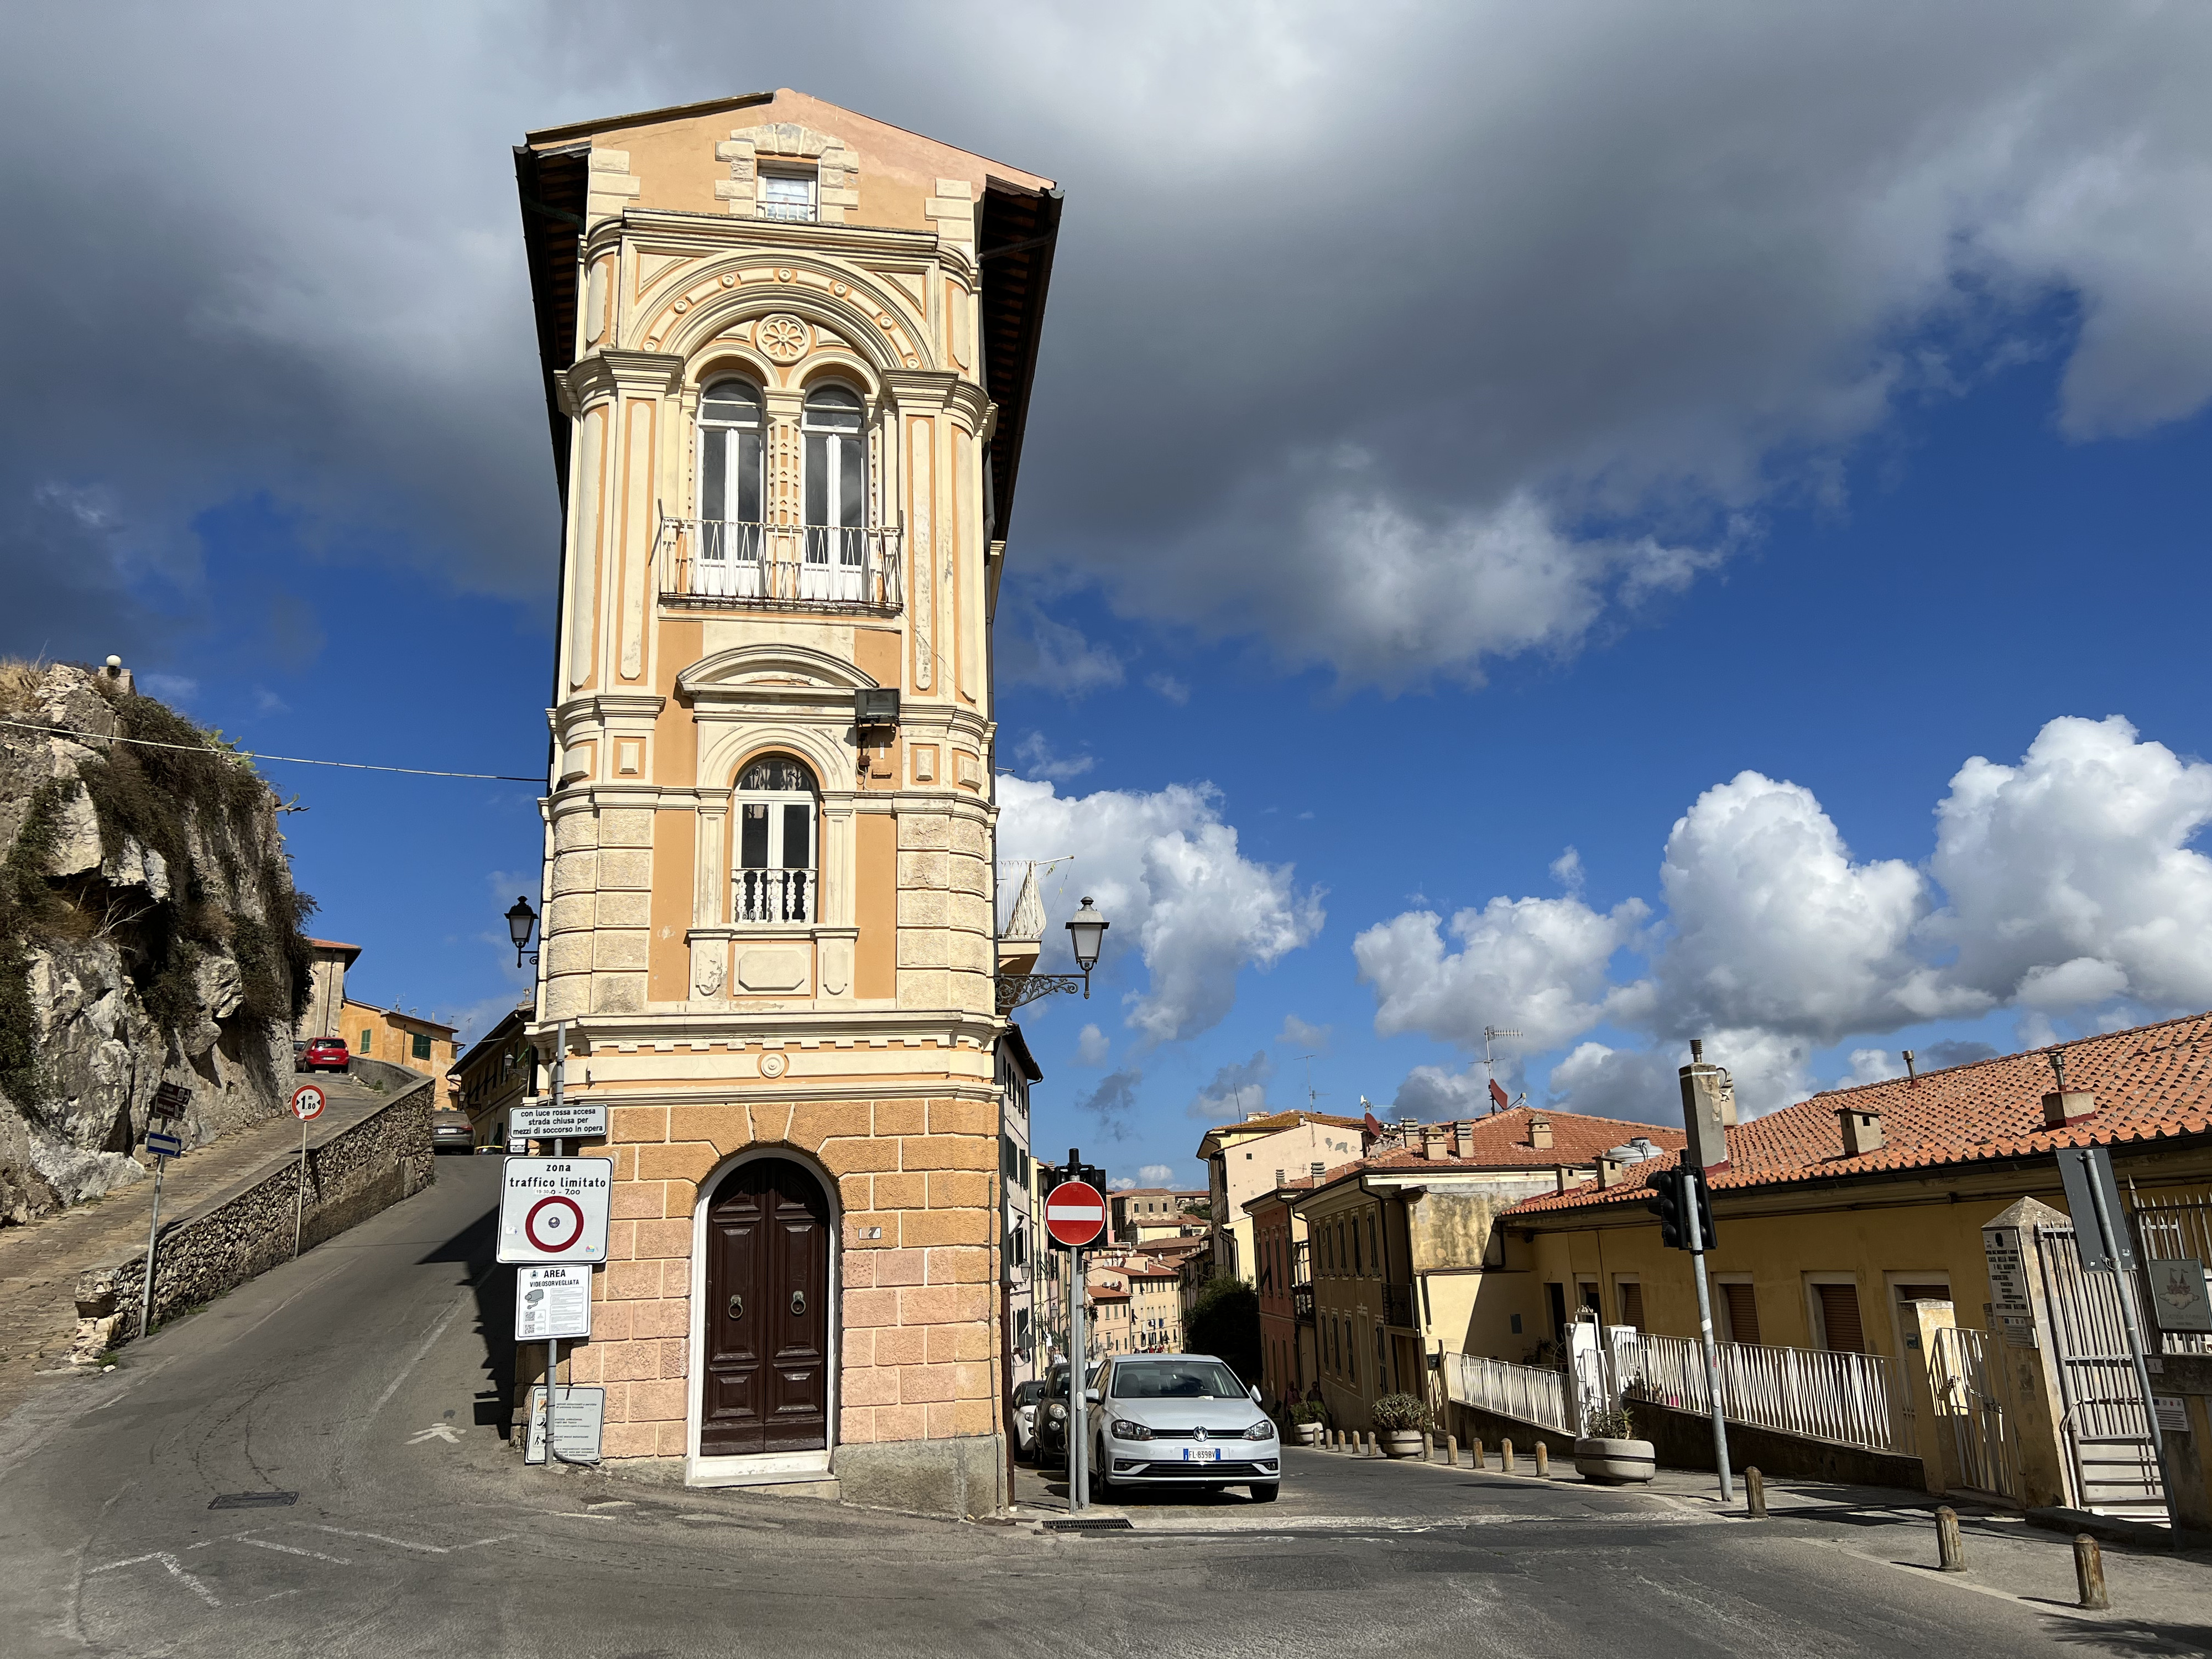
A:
[513, 89, 1060, 1514]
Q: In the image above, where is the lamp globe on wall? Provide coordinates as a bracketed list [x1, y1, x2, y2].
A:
[506, 895, 539, 968]
[1067, 897, 1109, 992]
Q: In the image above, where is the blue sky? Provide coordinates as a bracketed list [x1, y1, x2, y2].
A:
[7, 6, 2212, 1194]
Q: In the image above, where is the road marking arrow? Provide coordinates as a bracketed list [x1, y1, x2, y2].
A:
[406, 1423, 461, 1444]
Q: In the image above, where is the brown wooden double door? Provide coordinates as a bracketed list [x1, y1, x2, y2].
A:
[702, 1157, 830, 1455]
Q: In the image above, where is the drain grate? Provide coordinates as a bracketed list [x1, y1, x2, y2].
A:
[1044, 1517, 1134, 1532]
[208, 1491, 299, 1510]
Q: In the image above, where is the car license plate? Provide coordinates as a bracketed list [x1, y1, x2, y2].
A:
[1180, 1446, 1220, 1462]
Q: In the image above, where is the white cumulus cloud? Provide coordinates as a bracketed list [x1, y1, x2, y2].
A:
[998, 774, 1325, 1045]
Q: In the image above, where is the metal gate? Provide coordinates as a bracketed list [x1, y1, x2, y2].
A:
[2034, 1223, 2164, 1517]
[1930, 1324, 2016, 1501]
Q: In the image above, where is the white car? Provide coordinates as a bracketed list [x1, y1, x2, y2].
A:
[1084, 1353, 1279, 1501]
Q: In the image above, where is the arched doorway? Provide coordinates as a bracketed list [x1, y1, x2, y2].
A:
[702, 1156, 831, 1456]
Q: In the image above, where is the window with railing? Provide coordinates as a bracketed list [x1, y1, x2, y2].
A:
[757, 168, 817, 222]
[734, 755, 816, 924]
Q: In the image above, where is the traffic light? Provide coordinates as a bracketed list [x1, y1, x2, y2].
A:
[1649, 1168, 1686, 1249]
[1689, 1165, 1718, 1251]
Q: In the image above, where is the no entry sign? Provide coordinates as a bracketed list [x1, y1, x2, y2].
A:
[1044, 1180, 1107, 1249]
[498, 1157, 613, 1264]
[289, 1083, 326, 1122]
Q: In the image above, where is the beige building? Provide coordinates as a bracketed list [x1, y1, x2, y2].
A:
[512, 89, 1063, 1514]
[452, 1002, 538, 1146]
[1199, 1110, 1365, 1285]
[1127, 1260, 1185, 1352]
[1111, 1186, 1206, 1244]
[294, 938, 359, 1041]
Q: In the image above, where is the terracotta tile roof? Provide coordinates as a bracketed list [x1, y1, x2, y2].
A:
[1507, 1010, 2212, 1219]
[1286, 1107, 1687, 1202]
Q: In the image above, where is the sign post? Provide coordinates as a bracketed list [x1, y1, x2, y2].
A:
[1045, 1156, 1107, 1511]
[2056, 1145, 2174, 1511]
[138, 1082, 190, 1340]
[288, 1082, 326, 1259]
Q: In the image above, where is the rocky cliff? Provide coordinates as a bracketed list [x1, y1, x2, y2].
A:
[0, 661, 314, 1223]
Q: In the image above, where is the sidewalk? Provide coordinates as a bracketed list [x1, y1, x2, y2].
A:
[0, 1072, 392, 1416]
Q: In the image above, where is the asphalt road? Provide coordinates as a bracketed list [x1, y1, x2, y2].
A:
[1, 1160, 2204, 1658]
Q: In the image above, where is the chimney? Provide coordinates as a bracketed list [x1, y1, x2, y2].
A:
[1527, 1117, 1553, 1150]
[2044, 1091, 2096, 1127]
[1837, 1106, 1884, 1156]
[1455, 1120, 1477, 1157]
[1595, 1153, 1626, 1188]
[1423, 1125, 1450, 1160]
[1903, 1050, 1918, 1087]
[1678, 1040, 1733, 1170]
[1311, 1161, 1326, 1182]
[2042, 1047, 2095, 1127]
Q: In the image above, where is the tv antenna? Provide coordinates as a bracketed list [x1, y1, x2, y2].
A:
[1483, 1026, 1522, 1114]
[1295, 1053, 1321, 1111]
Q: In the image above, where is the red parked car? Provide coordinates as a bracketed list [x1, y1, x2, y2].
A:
[300, 1037, 351, 1073]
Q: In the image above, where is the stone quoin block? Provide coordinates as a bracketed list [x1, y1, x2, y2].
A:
[872, 1100, 926, 1137]
[901, 1209, 987, 1248]
[611, 1105, 671, 1144]
[667, 1103, 749, 1149]
[898, 1365, 956, 1405]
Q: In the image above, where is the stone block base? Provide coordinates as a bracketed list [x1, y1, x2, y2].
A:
[833, 1433, 1003, 1517]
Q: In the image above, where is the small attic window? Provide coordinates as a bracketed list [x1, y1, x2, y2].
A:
[758, 167, 817, 222]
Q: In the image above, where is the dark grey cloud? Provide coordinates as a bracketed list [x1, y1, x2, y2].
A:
[6, 4, 2212, 683]
[1076, 1067, 1144, 1139]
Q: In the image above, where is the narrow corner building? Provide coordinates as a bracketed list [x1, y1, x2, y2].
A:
[512, 89, 1061, 1514]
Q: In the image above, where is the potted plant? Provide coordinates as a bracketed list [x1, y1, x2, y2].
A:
[1288, 1399, 1327, 1445]
[1574, 1406, 1656, 1484]
[1370, 1393, 1433, 1458]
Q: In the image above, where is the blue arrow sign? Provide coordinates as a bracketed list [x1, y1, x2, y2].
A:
[146, 1131, 185, 1160]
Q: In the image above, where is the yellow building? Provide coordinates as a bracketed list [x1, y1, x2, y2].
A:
[1198, 1110, 1365, 1285]
[452, 1002, 538, 1146]
[339, 997, 458, 1107]
[512, 89, 1063, 1514]
[1287, 1109, 1682, 1432]
[1505, 1015, 2212, 1519]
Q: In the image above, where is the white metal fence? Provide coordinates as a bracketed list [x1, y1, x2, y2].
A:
[1446, 1352, 1573, 1434]
[1631, 1331, 1907, 1454]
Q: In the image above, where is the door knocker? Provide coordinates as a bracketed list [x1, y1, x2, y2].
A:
[790, 1290, 807, 1316]
[728, 1293, 744, 1320]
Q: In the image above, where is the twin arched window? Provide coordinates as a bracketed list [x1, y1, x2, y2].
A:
[736, 754, 816, 924]
[697, 378, 865, 533]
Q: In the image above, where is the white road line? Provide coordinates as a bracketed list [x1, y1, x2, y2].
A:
[368, 1290, 474, 1419]
[308, 1524, 448, 1554]
[236, 1537, 352, 1564]
[159, 1554, 221, 1606]
[86, 1553, 162, 1574]
[452, 1536, 512, 1551]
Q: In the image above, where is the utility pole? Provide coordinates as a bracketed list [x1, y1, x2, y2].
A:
[1681, 1164, 1733, 1504]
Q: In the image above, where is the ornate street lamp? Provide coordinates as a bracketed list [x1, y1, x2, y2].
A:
[505, 895, 540, 968]
[996, 896, 1111, 1014]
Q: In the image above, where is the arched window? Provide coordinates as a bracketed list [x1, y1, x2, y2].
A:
[801, 386, 866, 600]
[697, 378, 765, 593]
[735, 754, 816, 924]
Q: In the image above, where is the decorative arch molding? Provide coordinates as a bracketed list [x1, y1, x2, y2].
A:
[651, 273, 933, 375]
[679, 641, 881, 697]
[695, 721, 852, 802]
[685, 1142, 844, 1482]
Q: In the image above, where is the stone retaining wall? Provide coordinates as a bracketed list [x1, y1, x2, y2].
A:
[72, 1063, 435, 1352]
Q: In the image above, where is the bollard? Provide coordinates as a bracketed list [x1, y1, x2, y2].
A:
[2074, 1534, 2109, 1611]
[1501, 1437, 1517, 1473]
[1936, 1506, 1965, 1573]
[1327, 1429, 1338, 1451]
[1421, 1430, 1433, 1462]
[1745, 1466, 1767, 1517]
[1470, 1436, 1485, 1470]
[1367, 1432, 1379, 1458]
[1534, 1441, 1550, 1478]
[1445, 1434, 1458, 1468]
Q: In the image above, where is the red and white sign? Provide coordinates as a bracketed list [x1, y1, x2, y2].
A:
[498, 1157, 613, 1265]
[289, 1083, 327, 1122]
[1044, 1180, 1108, 1249]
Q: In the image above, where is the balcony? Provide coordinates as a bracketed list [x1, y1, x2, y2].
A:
[1382, 1283, 1415, 1329]
[735, 868, 813, 925]
[1291, 1285, 1314, 1324]
[659, 519, 902, 614]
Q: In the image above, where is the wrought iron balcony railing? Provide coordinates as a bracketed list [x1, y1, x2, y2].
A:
[659, 519, 902, 613]
[1292, 1285, 1314, 1324]
[1381, 1282, 1416, 1329]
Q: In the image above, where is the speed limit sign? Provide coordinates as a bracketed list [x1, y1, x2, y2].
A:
[289, 1083, 327, 1122]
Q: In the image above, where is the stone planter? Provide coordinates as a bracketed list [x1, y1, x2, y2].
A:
[1294, 1421, 1324, 1446]
[1573, 1436, 1656, 1484]
[1381, 1429, 1426, 1459]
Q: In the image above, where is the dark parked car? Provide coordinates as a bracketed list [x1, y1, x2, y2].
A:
[1032, 1362, 1102, 1469]
[1011, 1378, 1047, 1463]
[300, 1037, 351, 1073]
[428, 1109, 475, 1154]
